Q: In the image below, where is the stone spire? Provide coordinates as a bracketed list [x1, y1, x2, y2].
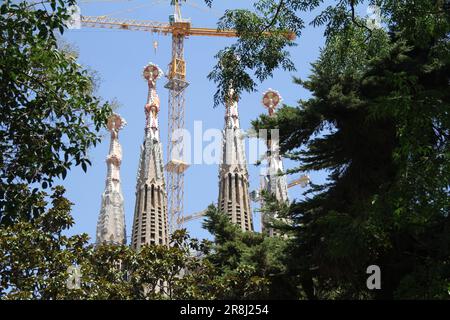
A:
[131, 63, 169, 250]
[218, 90, 253, 232]
[96, 113, 127, 245]
[260, 89, 289, 237]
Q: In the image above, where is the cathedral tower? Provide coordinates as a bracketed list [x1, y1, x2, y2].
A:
[260, 89, 289, 237]
[96, 113, 127, 245]
[131, 63, 169, 249]
[218, 91, 253, 232]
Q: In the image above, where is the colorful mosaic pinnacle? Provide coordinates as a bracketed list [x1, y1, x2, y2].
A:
[131, 63, 169, 249]
[96, 113, 127, 245]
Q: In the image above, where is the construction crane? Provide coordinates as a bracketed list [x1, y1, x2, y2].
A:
[287, 174, 310, 188]
[177, 208, 208, 225]
[80, 1, 240, 235]
[181, 174, 310, 226]
[80, 0, 295, 234]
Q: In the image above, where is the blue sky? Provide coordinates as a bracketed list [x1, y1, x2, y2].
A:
[61, 0, 361, 242]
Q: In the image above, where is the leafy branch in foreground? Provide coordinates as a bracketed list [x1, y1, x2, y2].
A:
[0, 0, 112, 225]
[204, 0, 396, 105]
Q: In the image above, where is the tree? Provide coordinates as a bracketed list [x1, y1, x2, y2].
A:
[202, 205, 297, 299]
[0, 0, 112, 225]
[0, 209, 218, 300]
[0, 186, 91, 299]
[205, 0, 303, 105]
[252, 1, 450, 299]
[125, 230, 213, 300]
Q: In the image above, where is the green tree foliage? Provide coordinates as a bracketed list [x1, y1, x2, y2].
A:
[0, 186, 90, 299]
[0, 204, 215, 300]
[0, 0, 112, 225]
[252, 0, 450, 299]
[205, 0, 305, 105]
[202, 205, 297, 299]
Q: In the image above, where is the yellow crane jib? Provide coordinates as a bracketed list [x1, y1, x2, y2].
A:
[80, 16, 295, 39]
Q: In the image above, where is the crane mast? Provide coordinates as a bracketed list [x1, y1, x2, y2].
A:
[164, 0, 189, 233]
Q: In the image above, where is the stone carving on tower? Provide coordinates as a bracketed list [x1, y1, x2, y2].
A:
[131, 63, 169, 250]
[96, 113, 127, 245]
[218, 90, 253, 232]
[260, 89, 289, 237]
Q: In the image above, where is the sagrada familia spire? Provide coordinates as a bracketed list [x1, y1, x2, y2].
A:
[96, 113, 127, 245]
[218, 90, 253, 232]
[131, 63, 169, 250]
[260, 89, 289, 237]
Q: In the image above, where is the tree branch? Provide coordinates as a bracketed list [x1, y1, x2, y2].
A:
[261, 0, 285, 32]
[349, 0, 373, 39]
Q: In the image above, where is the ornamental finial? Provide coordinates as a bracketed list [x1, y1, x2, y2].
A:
[107, 113, 126, 138]
[143, 62, 163, 84]
[262, 89, 282, 116]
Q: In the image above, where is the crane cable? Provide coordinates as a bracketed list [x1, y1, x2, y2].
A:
[96, 0, 165, 18]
